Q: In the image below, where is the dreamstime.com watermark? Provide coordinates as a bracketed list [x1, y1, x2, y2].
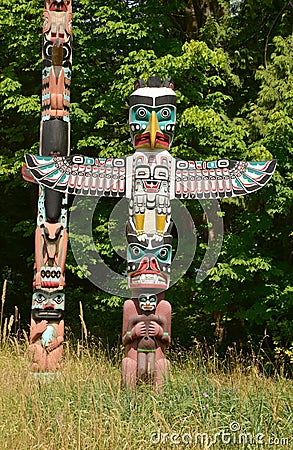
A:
[150, 423, 291, 447]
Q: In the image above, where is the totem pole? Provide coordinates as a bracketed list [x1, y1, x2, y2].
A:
[24, 75, 276, 385]
[22, 0, 72, 372]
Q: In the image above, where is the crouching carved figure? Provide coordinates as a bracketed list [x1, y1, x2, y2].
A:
[122, 293, 171, 387]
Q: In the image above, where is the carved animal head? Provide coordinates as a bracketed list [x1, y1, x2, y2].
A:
[129, 76, 176, 151]
[126, 221, 173, 291]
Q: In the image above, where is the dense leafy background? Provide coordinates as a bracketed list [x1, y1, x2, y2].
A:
[0, 0, 292, 364]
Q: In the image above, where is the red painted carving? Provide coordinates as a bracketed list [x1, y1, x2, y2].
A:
[34, 223, 67, 290]
[29, 317, 64, 371]
[122, 294, 171, 388]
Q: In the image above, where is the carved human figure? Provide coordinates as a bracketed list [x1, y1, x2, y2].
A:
[29, 318, 64, 372]
[29, 290, 65, 371]
[122, 293, 171, 388]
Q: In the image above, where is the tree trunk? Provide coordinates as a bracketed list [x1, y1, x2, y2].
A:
[172, 0, 225, 39]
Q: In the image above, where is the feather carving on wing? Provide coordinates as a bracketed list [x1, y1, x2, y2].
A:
[25, 154, 276, 200]
[24, 154, 127, 197]
[173, 158, 277, 199]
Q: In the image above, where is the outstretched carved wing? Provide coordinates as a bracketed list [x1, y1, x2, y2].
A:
[25, 154, 126, 196]
[173, 158, 277, 199]
[25, 154, 276, 200]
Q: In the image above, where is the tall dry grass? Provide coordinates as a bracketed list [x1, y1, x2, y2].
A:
[0, 340, 292, 450]
[0, 281, 292, 449]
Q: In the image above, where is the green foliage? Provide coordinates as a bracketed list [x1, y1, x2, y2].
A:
[0, 0, 292, 359]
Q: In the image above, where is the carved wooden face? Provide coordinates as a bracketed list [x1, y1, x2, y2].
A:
[127, 240, 172, 290]
[32, 291, 64, 309]
[129, 87, 176, 151]
[32, 290, 65, 320]
[138, 293, 158, 311]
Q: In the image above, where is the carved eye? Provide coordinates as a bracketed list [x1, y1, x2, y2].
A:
[160, 108, 171, 119]
[54, 295, 63, 304]
[159, 247, 169, 259]
[137, 107, 147, 118]
[132, 246, 140, 256]
[36, 295, 45, 303]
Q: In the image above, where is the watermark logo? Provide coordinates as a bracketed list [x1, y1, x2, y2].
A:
[69, 192, 224, 296]
[229, 421, 241, 432]
[150, 424, 290, 447]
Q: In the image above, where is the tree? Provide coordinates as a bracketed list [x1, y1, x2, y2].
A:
[170, 0, 228, 40]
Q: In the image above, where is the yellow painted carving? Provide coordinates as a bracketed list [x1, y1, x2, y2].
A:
[156, 214, 166, 234]
[135, 213, 145, 232]
[145, 111, 160, 150]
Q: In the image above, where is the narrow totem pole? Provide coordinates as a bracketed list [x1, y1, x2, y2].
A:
[23, 0, 72, 372]
[121, 79, 176, 387]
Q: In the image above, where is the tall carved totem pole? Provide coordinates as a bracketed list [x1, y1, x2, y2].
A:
[24, 2, 276, 383]
[23, 0, 72, 371]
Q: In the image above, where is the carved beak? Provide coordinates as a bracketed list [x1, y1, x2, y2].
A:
[146, 111, 160, 150]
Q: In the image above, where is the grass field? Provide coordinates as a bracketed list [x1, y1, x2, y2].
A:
[0, 338, 292, 450]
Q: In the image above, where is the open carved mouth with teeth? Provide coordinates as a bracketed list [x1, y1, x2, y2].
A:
[32, 309, 64, 320]
[127, 241, 172, 290]
[130, 272, 168, 289]
[134, 132, 170, 149]
[142, 304, 154, 310]
[49, 1, 68, 11]
[134, 132, 151, 147]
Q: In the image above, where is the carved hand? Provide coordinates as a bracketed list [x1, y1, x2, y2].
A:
[37, 320, 48, 334]
[46, 336, 62, 352]
[148, 321, 163, 338]
[131, 321, 146, 338]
